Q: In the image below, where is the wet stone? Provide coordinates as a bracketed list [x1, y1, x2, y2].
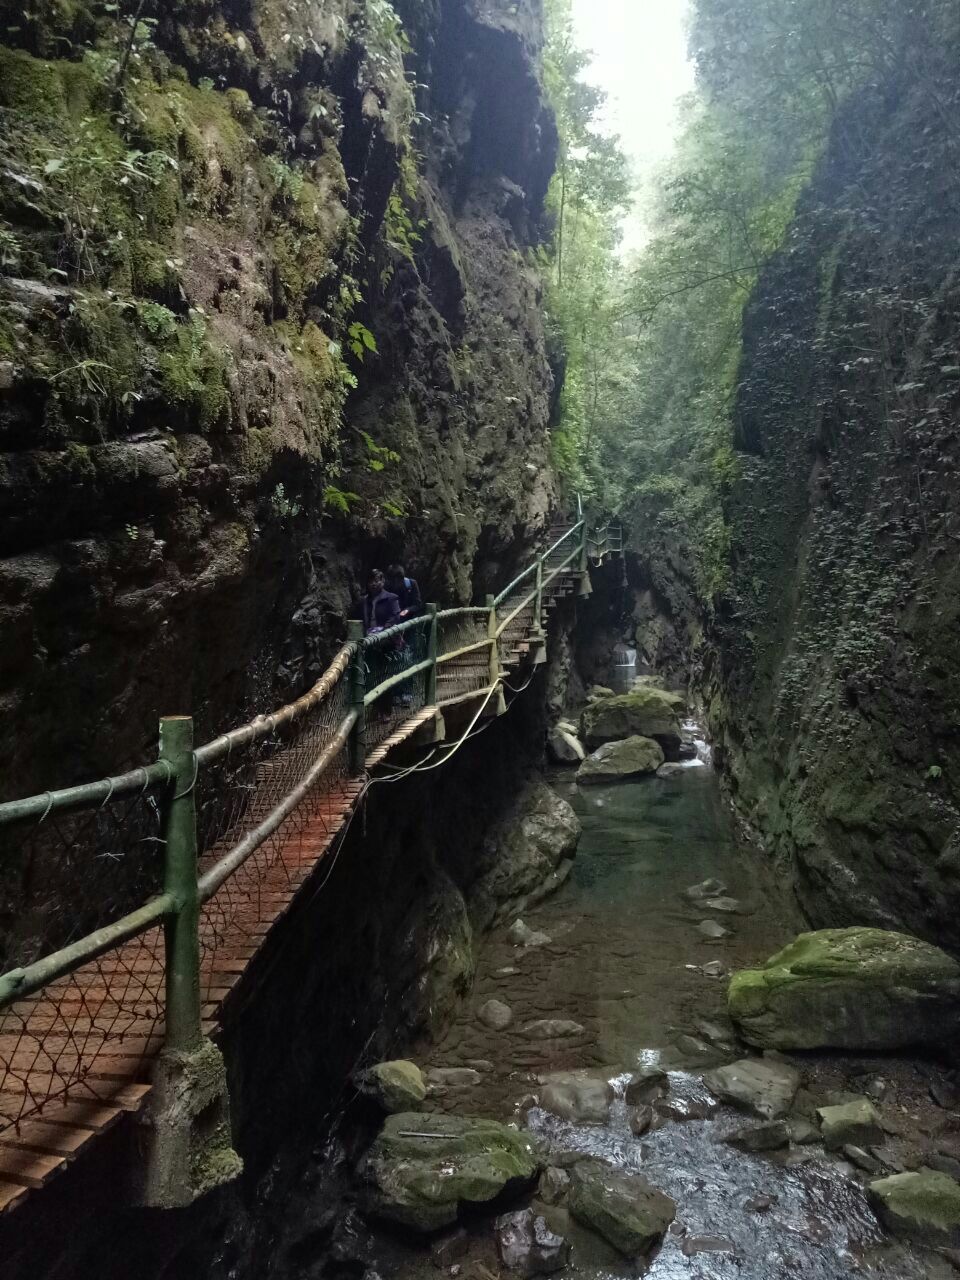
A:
[624, 1067, 668, 1105]
[425, 1068, 482, 1089]
[539, 1166, 571, 1205]
[629, 1105, 654, 1136]
[931, 1079, 960, 1110]
[817, 1098, 884, 1150]
[682, 1235, 737, 1257]
[522, 1018, 585, 1040]
[868, 1169, 960, 1245]
[786, 1118, 821, 1145]
[539, 1072, 613, 1123]
[654, 1096, 718, 1123]
[703, 896, 744, 914]
[843, 1144, 883, 1175]
[701, 960, 728, 978]
[684, 878, 728, 901]
[705, 1057, 801, 1120]
[356, 1061, 427, 1114]
[723, 1120, 791, 1152]
[478, 999, 514, 1030]
[569, 1164, 676, 1257]
[744, 1193, 777, 1213]
[698, 919, 730, 939]
[508, 920, 552, 949]
[675, 1034, 715, 1057]
[495, 1208, 571, 1276]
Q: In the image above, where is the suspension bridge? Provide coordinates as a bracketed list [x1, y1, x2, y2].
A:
[0, 509, 622, 1213]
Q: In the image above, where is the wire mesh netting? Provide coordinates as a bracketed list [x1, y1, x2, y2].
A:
[196, 658, 355, 1009]
[362, 621, 430, 751]
[435, 612, 491, 704]
[0, 781, 169, 1133]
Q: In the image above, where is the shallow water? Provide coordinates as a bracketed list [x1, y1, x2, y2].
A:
[402, 768, 955, 1280]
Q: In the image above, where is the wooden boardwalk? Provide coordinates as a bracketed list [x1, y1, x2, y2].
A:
[0, 534, 585, 1212]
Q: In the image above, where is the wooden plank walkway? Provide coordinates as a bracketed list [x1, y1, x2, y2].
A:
[0, 546, 584, 1213]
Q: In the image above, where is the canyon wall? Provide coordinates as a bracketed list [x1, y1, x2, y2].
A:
[0, 0, 558, 798]
[711, 50, 960, 945]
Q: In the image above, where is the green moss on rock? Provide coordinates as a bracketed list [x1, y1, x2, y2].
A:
[728, 927, 960, 1051]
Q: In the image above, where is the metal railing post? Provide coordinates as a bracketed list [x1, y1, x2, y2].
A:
[425, 603, 438, 704]
[158, 716, 201, 1055]
[347, 620, 366, 772]
[534, 557, 544, 635]
[579, 519, 589, 574]
[486, 593, 500, 686]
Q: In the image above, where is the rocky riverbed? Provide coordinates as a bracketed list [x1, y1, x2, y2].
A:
[342, 765, 960, 1279]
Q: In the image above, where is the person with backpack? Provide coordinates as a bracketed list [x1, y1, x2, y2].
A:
[362, 569, 402, 635]
[385, 564, 423, 619]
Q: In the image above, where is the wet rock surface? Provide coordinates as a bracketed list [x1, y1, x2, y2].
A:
[377, 770, 954, 1280]
[495, 1208, 571, 1274]
[704, 1058, 801, 1120]
[569, 1163, 676, 1256]
[728, 927, 960, 1052]
[577, 736, 664, 785]
[356, 1061, 427, 1114]
[363, 1112, 544, 1233]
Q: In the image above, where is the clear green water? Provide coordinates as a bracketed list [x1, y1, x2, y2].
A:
[403, 768, 952, 1280]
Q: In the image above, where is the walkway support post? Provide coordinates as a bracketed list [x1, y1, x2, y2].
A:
[486, 594, 500, 686]
[159, 716, 201, 1055]
[534, 557, 544, 636]
[140, 717, 241, 1209]
[348, 620, 366, 772]
[425, 603, 438, 705]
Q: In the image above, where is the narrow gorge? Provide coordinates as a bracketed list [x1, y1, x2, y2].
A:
[1, 1, 960, 1278]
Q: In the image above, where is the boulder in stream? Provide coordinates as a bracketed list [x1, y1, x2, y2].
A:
[364, 1112, 544, 1233]
[868, 1169, 960, 1245]
[523, 1018, 585, 1040]
[577, 736, 664, 785]
[727, 927, 960, 1052]
[569, 1163, 676, 1257]
[704, 1058, 801, 1119]
[580, 688, 684, 758]
[496, 1208, 571, 1275]
[817, 1099, 884, 1150]
[355, 1061, 427, 1113]
[475, 783, 581, 928]
[624, 1067, 669, 1105]
[539, 1071, 613, 1123]
[508, 919, 552, 949]
[547, 727, 586, 765]
[723, 1120, 791, 1152]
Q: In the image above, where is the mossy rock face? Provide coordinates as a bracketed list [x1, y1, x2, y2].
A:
[356, 1061, 427, 1114]
[364, 1112, 545, 1233]
[580, 689, 683, 758]
[577, 736, 664, 785]
[569, 1164, 675, 1257]
[868, 1170, 960, 1245]
[728, 928, 960, 1051]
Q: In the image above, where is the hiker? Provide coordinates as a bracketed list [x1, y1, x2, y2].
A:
[362, 569, 401, 635]
[385, 563, 423, 619]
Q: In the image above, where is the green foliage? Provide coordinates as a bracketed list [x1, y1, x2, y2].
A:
[348, 321, 378, 361]
[270, 482, 302, 521]
[323, 485, 360, 515]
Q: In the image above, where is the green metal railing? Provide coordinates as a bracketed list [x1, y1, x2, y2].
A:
[0, 506, 609, 1139]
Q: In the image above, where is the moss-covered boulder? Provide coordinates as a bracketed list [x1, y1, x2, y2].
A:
[728, 928, 960, 1051]
[356, 1061, 427, 1113]
[569, 1164, 675, 1257]
[577, 736, 664, 785]
[868, 1170, 960, 1245]
[580, 689, 684, 758]
[364, 1112, 545, 1233]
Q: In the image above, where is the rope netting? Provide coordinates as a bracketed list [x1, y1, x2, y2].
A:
[196, 666, 354, 1009]
[436, 612, 491, 702]
[362, 621, 430, 751]
[0, 781, 169, 1132]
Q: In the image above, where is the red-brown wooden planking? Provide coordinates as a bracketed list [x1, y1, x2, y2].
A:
[0, 1146, 66, 1189]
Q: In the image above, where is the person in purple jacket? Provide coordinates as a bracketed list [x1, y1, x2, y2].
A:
[362, 569, 401, 634]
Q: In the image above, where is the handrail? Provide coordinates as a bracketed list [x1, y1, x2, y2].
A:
[494, 519, 584, 607]
[0, 494, 615, 1160]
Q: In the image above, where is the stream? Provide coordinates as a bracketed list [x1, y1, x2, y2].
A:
[380, 757, 958, 1279]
